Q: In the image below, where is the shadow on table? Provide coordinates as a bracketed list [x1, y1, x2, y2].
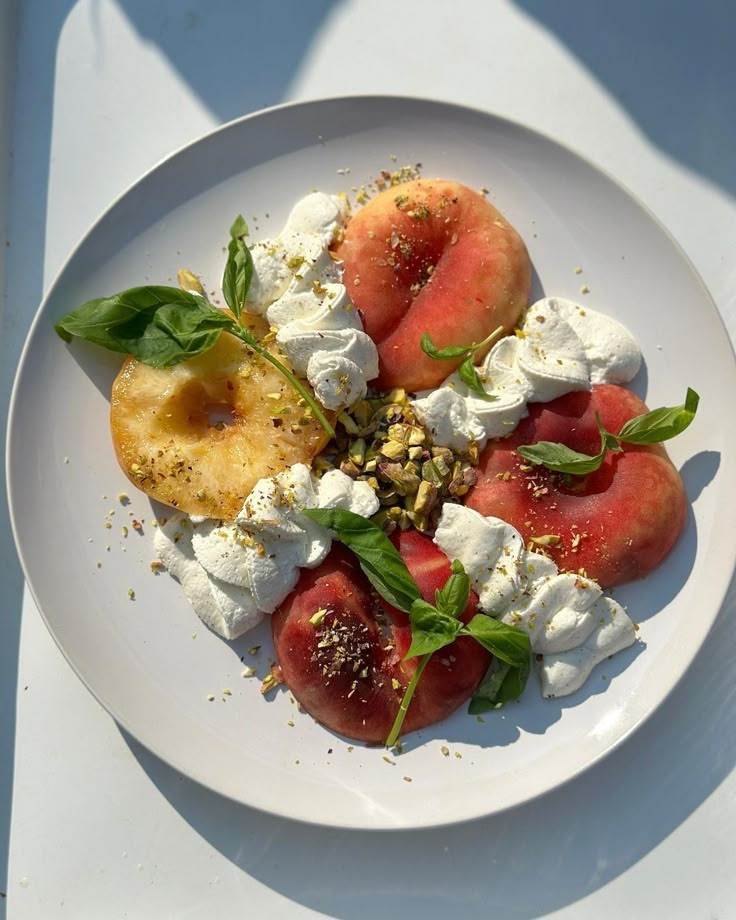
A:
[124, 560, 736, 919]
[512, 0, 736, 199]
[0, 0, 76, 904]
[0, 0, 340, 904]
[117, 0, 342, 125]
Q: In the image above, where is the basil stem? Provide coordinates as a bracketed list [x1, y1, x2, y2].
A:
[420, 324, 503, 362]
[232, 325, 335, 438]
[385, 653, 432, 748]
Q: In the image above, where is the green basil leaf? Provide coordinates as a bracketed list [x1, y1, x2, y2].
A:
[617, 387, 699, 444]
[516, 411, 617, 474]
[222, 214, 254, 320]
[516, 440, 605, 475]
[434, 560, 470, 619]
[419, 332, 472, 361]
[302, 508, 421, 613]
[229, 214, 248, 239]
[420, 325, 504, 363]
[468, 660, 511, 712]
[461, 615, 532, 669]
[457, 355, 497, 402]
[404, 598, 462, 658]
[468, 657, 528, 713]
[55, 286, 234, 367]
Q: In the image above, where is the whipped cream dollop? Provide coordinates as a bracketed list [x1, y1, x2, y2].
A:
[434, 504, 637, 697]
[413, 296, 641, 451]
[154, 464, 379, 640]
[244, 192, 379, 409]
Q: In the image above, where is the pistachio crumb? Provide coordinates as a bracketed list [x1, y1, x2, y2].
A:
[309, 607, 328, 627]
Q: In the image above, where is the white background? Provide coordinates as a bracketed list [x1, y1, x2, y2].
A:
[1, 1, 735, 917]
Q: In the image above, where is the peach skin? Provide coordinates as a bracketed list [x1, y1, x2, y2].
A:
[339, 179, 531, 391]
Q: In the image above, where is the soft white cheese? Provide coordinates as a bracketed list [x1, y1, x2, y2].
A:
[538, 597, 637, 697]
[433, 505, 636, 697]
[157, 464, 380, 639]
[245, 192, 347, 311]
[154, 516, 263, 640]
[413, 296, 642, 450]
[244, 192, 379, 409]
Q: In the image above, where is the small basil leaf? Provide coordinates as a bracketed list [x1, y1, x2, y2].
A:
[419, 332, 472, 361]
[516, 440, 605, 475]
[516, 412, 619, 474]
[469, 660, 511, 712]
[302, 508, 421, 613]
[229, 214, 248, 240]
[468, 658, 528, 713]
[617, 388, 699, 444]
[457, 355, 497, 402]
[404, 598, 462, 658]
[434, 560, 470, 619]
[54, 286, 234, 367]
[222, 215, 254, 320]
[461, 615, 532, 669]
[596, 411, 623, 454]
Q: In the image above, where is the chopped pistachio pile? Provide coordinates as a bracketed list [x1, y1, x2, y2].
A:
[314, 388, 478, 534]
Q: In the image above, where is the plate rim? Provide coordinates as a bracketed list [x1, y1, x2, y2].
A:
[7, 93, 736, 830]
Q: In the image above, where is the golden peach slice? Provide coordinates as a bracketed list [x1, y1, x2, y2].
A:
[110, 318, 331, 521]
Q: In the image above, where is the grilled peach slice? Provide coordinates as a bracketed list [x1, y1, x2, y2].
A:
[110, 317, 331, 520]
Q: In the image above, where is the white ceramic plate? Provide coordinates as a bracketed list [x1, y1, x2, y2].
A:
[7, 96, 736, 830]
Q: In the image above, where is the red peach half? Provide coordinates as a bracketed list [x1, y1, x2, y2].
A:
[272, 531, 491, 744]
[338, 178, 531, 391]
[465, 385, 687, 588]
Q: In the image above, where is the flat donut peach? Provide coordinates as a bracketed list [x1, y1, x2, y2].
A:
[110, 320, 331, 521]
[339, 178, 531, 391]
[272, 532, 491, 743]
[465, 385, 687, 588]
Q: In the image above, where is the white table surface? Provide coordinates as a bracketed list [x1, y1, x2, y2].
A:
[2, 1, 735, 917]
